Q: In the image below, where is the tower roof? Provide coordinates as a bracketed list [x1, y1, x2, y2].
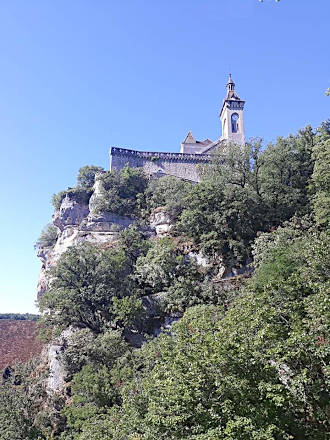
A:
[225, 74, 240, 100]
[227, 73, 235, 86]
[182, 131, 196, 144]
[220, 74, 245, 117]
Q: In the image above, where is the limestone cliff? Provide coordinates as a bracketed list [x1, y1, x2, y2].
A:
[36, 176, 251, 394]
[37, 180, 135, 298]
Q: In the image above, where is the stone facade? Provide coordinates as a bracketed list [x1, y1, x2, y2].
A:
[109, 75, 245, 182]
[110, 147, 211, 182]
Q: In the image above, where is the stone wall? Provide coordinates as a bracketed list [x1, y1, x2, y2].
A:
[110, 147, 210, 182]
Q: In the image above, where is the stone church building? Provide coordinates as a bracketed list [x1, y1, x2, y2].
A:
[110, 75, 245, 182]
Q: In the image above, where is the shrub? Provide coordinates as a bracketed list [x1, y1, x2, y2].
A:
[35, 223, 58, 249]
[52, 187, 92, 210]
[93, 165, 148, 217]
[38, 242, 140, 334]
[77, 165, 104, 189]
[144, 175, 192, 219]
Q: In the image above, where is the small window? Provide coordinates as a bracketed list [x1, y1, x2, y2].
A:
[231, 113, 239, 133]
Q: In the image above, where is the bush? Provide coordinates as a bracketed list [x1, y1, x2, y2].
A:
[144, 175, 192, 219]
[51, 165, 104, 210]
[51, 187, 92, 210]
[35, 223, 58, 249]
[134, 237, 188, 293]
[92, 165, 148, 217]
[77, 165, 104, 189]
[38, 242, 144, 334]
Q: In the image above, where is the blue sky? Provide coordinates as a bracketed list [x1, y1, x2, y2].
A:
[0, 0, 329, 313]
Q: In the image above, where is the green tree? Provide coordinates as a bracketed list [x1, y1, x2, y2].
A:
[88, 226, 329, 440]
[0, 360, 47, 440]
[134, 237, 193, 293]
[35, 223, 58, 249]
[38, 242, 141, 334]
[177, 141, 264, 264]
[258, 128, 314, 226]
[77, 165, 104, 189]
[144, 175, 192, 219]
[93, 165, 148, 217]
[310, 126, 330, 227]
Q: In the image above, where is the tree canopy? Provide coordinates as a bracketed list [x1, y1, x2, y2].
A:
[2, 122, 329, 440]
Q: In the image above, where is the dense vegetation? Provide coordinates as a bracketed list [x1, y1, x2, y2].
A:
[1, 123, 329, 440]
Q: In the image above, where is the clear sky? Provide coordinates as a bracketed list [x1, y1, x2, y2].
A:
[0, 0, 329, 313]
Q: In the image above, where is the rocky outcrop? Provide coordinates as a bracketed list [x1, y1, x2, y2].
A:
[53, 195, 90, 231]
[37, 182, 135, 298]
[149, 207, 173, 236]
[45, 327, 75, 393]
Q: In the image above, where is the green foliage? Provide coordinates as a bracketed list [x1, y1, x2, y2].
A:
[51, 164, 104, 210]
[177, 141, 264, 263]
[258, 127, 314, 225]
[82, 228, 327, 440]
[165, 275, 238, 314]
[251, 215, 314, 269]
[175, 126, 316, 264]
[144, 175, 192, 219]
[77, 165, 104, 189]
[19, 123, 330, 439]
[310, 125, 330, 227]
[51, 187, 92, 210]
[35, 223, 58, 249]
[134, 237, 191, 293]
[0, 360, 48, 440]
[62, 329, 129, 379]
[117, 225, 151, 267]
[92, 165, 148, 217]
[38, 242, 136, 334]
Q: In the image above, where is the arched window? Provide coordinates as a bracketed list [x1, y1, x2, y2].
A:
[231, 113, 239, 133]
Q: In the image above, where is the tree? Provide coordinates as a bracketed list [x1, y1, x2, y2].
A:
[35, 223, 58, 249]
[144, 175, 192, 219]
[134, 237, 192, 293]
[77, 165, 104, 189]
[38, 242, 141, 334]
[177, 141, 265, 264]
[310, 124, 330, 227]
[258, 129, 314, 226]
[92, 165, 148, 217]
[92, 226, 329, 440]
[0, 360, 47, 440]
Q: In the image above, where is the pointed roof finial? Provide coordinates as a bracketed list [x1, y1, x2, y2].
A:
[227, 73, 235, 89]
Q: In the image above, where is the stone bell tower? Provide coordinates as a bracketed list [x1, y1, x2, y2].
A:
[220, 74, 245, 145]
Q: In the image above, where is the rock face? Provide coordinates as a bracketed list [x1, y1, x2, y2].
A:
[37, 184, 135, 298]
[46, 327, 74, 393]
[149, 207, 173, 236]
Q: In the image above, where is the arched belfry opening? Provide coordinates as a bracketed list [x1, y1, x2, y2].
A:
[231, 113, 239, 133]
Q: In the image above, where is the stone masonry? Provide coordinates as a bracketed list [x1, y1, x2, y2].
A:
[110, 147, 211, 182]
[110, 75, 245, 182]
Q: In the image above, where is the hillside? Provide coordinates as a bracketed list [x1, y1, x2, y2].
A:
[0, 125, 329, 440]
[0, 320, 44, 370]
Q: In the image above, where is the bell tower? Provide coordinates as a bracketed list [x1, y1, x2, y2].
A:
[220, 74, 245, 145]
